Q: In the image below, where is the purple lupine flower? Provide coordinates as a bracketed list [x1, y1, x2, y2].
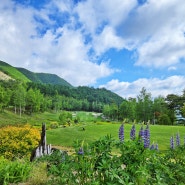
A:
[170, 136, 175, 149]
[176, 133, 180, 147]
[139, 125, 144, 142]
[119, 124, 124, 142]
[78, 147, 84, 155]
[130, 124, 136, 140]
[144, 125, 150, 148]
[150, 144, 155, 150]
[155, 144, 159, 151]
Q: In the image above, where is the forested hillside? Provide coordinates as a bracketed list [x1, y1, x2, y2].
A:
[17, 67, 72, 87]
[0, 60, 124, 114]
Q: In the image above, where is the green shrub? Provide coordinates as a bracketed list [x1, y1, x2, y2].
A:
[39, 132, 185, 184]
[0, 157, 32, 185]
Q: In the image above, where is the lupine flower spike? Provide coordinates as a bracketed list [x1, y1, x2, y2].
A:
[170, 136, 175, 149]
[176, 133, 180, 147]
[150, 144, 155, 150]
[144, 124, 150, 148]
[119, 124, 124, 142]
[155, 144, 159, 151]
[139, 125, 144, 142]
[130, 124, 136, 140]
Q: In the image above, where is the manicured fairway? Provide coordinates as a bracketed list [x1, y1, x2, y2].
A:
[47, 122, 185, 151]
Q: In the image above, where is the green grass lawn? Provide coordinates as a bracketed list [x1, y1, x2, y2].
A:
[47, 122, 185, 151]
[1, 110, 185, 151]
[0, 110, 60, 127]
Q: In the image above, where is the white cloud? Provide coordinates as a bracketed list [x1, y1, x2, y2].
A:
[75, 0, 137, 34]
[75, 0, 137, 55]
[120, 0, 185, 68]
[0, 0, 115, 86]
[168, 66, 177, 71]
[93, 26, 125, 55]
[1, 0, 185, 94]
[100, 76, 185, 98]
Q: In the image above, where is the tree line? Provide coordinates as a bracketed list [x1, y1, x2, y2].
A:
[0, 80, 185, 125]
[0, 80, 122, 115]
[103, 87, 185, 125]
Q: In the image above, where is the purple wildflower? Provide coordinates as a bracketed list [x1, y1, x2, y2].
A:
[139, 126, 144, 142]
[144, 125, 150, 148]
[176, 133, 180, 147]
[150, 144, 155, 150]
[119, 124, 124, 142]
[170, 136, 175, 149]
[130, 124, 136, 140]
[78, 147, 84, 155]
[155, 144, 159, 151]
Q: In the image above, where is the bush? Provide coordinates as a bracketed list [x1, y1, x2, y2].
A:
[37, 125, 185, 185]
[0, 125, 40, 159]
[0, 157, 32, 185]
[158, 113, 172, 125]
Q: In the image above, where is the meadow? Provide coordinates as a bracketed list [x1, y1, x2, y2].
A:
[0, 111, 185, 184]
[47, 121, 185, 151]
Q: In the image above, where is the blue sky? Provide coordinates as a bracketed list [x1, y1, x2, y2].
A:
[1, 0, 185, 98]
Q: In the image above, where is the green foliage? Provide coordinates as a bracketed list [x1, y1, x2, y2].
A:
[158, 113, 172, 125]
[0, 85, 11, 112]
[17, 67, 73, 87]
[0, 157, 32, 185]
[59, 111, 72, 125]
[38, 134, 185, 185]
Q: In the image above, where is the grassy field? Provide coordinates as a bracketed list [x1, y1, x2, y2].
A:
[1, 110, 185, 151]
[0, 110, 60, 127]
[47, 122, 185, 151]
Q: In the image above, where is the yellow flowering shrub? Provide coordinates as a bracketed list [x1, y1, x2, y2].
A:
[0, 125, 40, 160]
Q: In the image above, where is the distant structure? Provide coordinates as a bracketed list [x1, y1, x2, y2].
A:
[175, 109, 185, 124]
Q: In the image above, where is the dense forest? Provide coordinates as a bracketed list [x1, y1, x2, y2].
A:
[0, 80, 123, 114]
[103, 87, 185, 125]
[0, 79, 185, 125]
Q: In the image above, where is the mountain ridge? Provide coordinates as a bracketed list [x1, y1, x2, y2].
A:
[0, 60, 124, 104]
[0, 60, 72, 87]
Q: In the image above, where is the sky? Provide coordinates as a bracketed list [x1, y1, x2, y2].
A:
[1, 0, 185, 98]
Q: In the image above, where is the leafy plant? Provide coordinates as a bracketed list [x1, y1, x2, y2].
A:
[0, 125, 40, 159]
[0, 157, 32, 185]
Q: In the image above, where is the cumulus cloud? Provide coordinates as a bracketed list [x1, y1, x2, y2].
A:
[0, 0, 115, 86]
[120, 0, 185, 68]
[1, 0, 185, 95]
[100, 76, 185, 98]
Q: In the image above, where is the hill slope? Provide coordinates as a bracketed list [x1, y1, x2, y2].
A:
[0, 60, 124, 105]
[17, 67, 72, 87]
[0, 61, 30, 82]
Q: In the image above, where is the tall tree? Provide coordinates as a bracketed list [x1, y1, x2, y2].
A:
[136, 87, 153, 122]
[13, 85, 26, 117]
[0, 85, 11, 112]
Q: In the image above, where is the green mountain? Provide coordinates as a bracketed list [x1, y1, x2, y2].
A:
[0, 60, 124, 105]
[16, 67, 72, 87]
[0, 60, 72, 87]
